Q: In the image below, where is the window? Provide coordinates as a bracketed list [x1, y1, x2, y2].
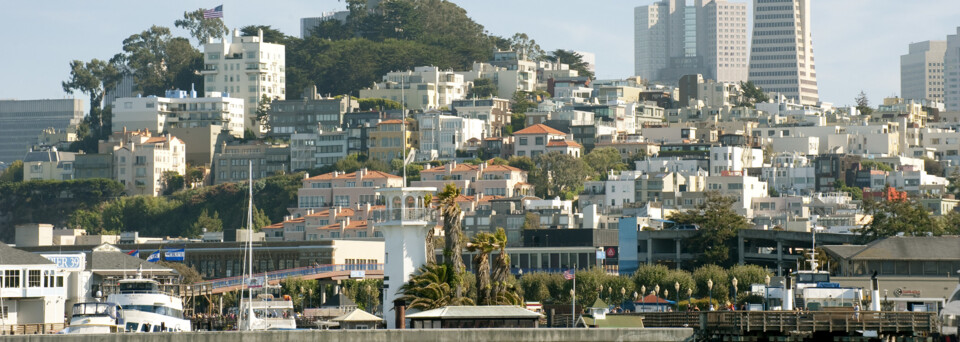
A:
[28, 270, 41, 287]
[519, 137, 528, 146]
[3, 270, 20, 288]
[535, 137, 544, 145]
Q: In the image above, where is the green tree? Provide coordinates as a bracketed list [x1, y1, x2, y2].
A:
[280, 277, 318, 311]
[603, 275, 635, 305]
[187, 209, 222, 238]
[727, 265, 770, 296]
[0, 160, 23, 183]
[584, 147, 628, 180]
[941, 210, 960, 236]
[860, 160, 893, 172]
[357, 98, 403, 111]
[511, 90, 538, 114]
[467, 78, 498, 99]
[489, 228, 520, 305]
[240, 25, 290, 44]
[507, 156, 534, 172]
[468, 231, 497, 305]
[113, 26, 202, 96]
[255, 95, 274, 133]
[520, 272, 561, 303]
[67, 209, 105, 234]
[174, 9, 228, 45]
[161, 171, 185, 196]
[62, 59, 121, 138]
[924, 158, 944, 176]
[400, 263, 474, 310]
[438, 183, 466, 299]
[157, 261, 203, 284]
[530, 152, 592, 199]
[343, 279, 383, 312]
[668, 192, 752, 267]
[833, 179, 864, 201]
[632, 264, 670, 293]
[855, 90, 874, 116]
[185, 166, 205, 188]
[509, 33, 545, 61]
[692, 265, 729, 305]
[545, 49, 594, 79]
[858, 195, 942, 241]
[738, 81, 769, 107]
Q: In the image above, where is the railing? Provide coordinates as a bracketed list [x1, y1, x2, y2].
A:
[191, 263, 383, 292]
[372, 208, 438, 223]
[622, 311, 938, 334]
[0, 323, 66, 335]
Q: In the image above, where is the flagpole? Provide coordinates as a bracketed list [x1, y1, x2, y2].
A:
[571, 272, 576, 327]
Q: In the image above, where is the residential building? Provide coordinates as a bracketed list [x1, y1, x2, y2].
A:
[22, 149, 76, 181]
[456, 61, 536, 100]
[0, 243, 67, 328]
[708, 145, 762, 175]
[369, 119, 415, 162]
[945, 27, 960, 111]
[450, 98, 511, 137]
[0, 99, 84, 164]
[413, 161, 532, 197]
[290, 128, 348, 171]
[900, 40, 947, 103]
[109, 130, 185, 196]
[705, 171, 767, 217]
[212, 141, 290, 184]
[415, 112, 485, 161]
[748, 0, 819, 105]
[166, 125, 226, 167]
[761, 153, 816, 196]
[112, 89, 245, 138]
[267, 85, 357, 139]
[296, 168, 403, 212]
[201, 29, 285, 134]
[512, 124, 568, 158]
[343, 111, 384, 156]
[300, 12, 350, 38]
[634, 0, 748, 85]
[359, 66, 468, 111]
[34, 127, 78, 151]
[545, 140, 583, 157]
[73, 153, 114, 180]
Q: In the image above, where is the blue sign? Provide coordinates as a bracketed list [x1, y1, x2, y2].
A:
[42, 254, 85, 271]
[164, 248, 185, 262]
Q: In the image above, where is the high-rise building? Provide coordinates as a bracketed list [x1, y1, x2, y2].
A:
[748, 0, 819, 106]
[201, 29, 285, 135]
[900, 41, 946, 104]
[634, 0, 748, 86]
[0, 99, 84, 164]
[945, 27, 960, 112]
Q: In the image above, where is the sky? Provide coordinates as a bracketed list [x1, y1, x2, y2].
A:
[1, 1, 958, 107]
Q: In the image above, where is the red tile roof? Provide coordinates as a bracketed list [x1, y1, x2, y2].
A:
[306, 170, 400, 181]
[513, 124, 566, 135]
[546, 140, 583, 148]
[305, 208, 356, 218]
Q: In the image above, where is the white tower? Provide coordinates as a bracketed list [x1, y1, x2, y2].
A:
[376, 186, 437, 329]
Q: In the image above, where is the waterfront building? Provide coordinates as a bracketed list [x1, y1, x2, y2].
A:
[0, 243, 67, 330]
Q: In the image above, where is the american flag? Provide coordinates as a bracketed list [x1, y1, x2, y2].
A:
[563, 269, 575, 280]
[203, 5, 223, 19]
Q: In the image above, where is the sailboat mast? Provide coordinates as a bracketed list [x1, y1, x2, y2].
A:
[246, 161, 254, 330]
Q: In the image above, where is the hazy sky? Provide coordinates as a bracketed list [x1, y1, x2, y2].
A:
[2, 1, 958, 107]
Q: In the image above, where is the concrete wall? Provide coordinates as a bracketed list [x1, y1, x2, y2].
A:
[6, 328, 694, 342]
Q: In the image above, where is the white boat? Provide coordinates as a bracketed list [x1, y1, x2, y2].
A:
[62, 302, 124, 334]
[940, 283, 960, 339]
[237, 162, 296, 331]
[108, 275, 192, 332]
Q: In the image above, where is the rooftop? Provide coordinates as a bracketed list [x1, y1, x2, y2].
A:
[513, 124, 567, 135]
[405, 306, 543, 319]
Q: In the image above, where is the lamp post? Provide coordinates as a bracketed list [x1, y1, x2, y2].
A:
[641, 285, 646, 311]
[655, 285, 661, 312]
[764, 274, 771, 311]
[707, 279, 714, 311]
[598, 284, 604, 303]
[687, 288, 693, 311]
[732, 277, 739, 310]
[664, 289, 669, 312]
[620, 287, 626, 306]
[675, 281, 680, 311]
[570, 289, 576, 327]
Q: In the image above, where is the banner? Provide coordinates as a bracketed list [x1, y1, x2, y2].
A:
[127, 250, 139, 257]
[164, 248, 185, 262]
[146, 250, 161, 262]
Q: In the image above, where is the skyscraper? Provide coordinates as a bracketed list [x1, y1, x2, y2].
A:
[634, 0, 748, 86]
[748, 0, 819, 106]
[0, 99, 84, 164]
[945, 27, 960, 112]
[900, 41, 946, 104]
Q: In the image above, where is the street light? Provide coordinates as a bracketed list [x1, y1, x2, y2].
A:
[620, 287, 626, 305]
[764, 274, 771, 311]
[640, 286, 646, 311]
[687, 288, 693, 311]
[654, 285, 661, 312]
[664, 289, 669, 312]
[707, 279, 714, 311]
[598, 284, 604, 302]
[732, 277, 739, 310]
[675, 281, 680, 312]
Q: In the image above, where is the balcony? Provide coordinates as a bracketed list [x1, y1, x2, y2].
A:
[372, 208, 438, 223]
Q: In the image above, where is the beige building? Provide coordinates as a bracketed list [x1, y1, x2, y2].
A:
[296, 168, 403, 212]
[22, 149, 75, 181]
[900, 41, 947, 104]
[414, 161, 532, 197]
[359, 66, 468, 111]
[369, 119, 415, 163]
[748, 0, 819, 105]
[202, 29, 285, 134]
[110, 130, 186, 196]
[212, 140, 290, 184]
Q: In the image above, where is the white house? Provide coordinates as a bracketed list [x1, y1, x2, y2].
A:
[112, 90, 245, 138]
[0, 243, 67, 329]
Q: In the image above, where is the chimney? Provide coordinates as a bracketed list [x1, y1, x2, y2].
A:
[394, 299, 407, 329]
[329, 207, 337, 220]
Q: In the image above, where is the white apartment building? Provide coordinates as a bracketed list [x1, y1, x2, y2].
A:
[761, 153, 816, 196]
[771, 136, 819, 155]
[22, 149, 76, 181]
[635, 157, 703, 174]
[202, 29, 285, 134]
[457, 62, 536, 101]
[900, 40, 947, 103]
[112, 90, 245, 137]
[634, 0, 748, 85]
[112, 132, 186, 196]
[706, 171, 767, 217]
[708, 145, 762, 175]
[290, 128, 348, 171]
[416, 112, 485, 161]
[360, 66, 468, 111]
[512, 124, 568, 159]
[748, 0, 819, 105]
[945, 27, 960, 111]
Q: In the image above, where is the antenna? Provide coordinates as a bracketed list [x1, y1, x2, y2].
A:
[401, 76, 407, 186]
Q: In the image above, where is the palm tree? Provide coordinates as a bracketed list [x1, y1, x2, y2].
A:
[438, 183, 465, 298]
[490, 228, 511, 302]
[468, 232, 497, 305]
[400, 263, 474, 310]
